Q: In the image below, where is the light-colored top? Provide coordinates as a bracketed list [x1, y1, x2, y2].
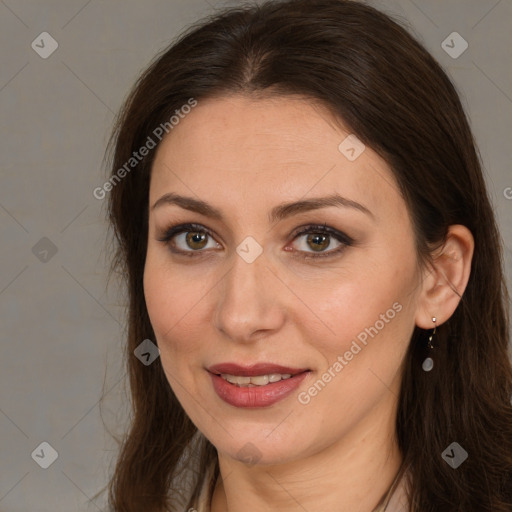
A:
[192, 464, 410, 512]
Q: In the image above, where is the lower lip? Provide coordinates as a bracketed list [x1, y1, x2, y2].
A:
[209, 371, 309, 408]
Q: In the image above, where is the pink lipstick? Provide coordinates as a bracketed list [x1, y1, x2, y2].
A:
[207, 363, 310, 408]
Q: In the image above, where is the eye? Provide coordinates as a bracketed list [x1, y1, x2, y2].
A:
[157, 223, 221, 255]
[289, 224, 353, 259]
[157, 222, 353, 259]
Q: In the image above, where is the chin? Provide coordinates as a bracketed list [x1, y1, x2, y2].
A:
[212, 430, 308, 467]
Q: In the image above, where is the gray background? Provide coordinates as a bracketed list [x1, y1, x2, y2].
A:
[0, 0, 511, 510]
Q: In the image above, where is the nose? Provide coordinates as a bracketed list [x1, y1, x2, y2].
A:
[213, 249, 286, 343]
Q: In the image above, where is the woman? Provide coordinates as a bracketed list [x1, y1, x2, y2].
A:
[105, 0, 512, 510]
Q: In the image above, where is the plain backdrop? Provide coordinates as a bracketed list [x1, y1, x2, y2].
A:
[0, 0, 511, 510]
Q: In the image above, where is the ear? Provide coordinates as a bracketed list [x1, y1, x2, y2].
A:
[415, 224, 474, 329]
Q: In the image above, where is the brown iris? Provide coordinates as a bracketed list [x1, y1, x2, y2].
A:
[186, 231, 208, 250]
[307, 233, 330, 252]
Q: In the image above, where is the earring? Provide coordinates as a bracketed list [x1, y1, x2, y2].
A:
[422, 317, 436, 372]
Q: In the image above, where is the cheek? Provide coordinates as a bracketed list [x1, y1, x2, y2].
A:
[299, 255, 419, 367]
[143, 255, 207, 359]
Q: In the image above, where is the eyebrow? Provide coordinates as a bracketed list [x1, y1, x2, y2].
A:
[151, 192, 374, 223]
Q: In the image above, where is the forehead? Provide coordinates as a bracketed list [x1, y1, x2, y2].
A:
[149, 95, 405, 221]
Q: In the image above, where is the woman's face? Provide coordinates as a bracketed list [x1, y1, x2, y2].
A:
[144, 95, 425, 465]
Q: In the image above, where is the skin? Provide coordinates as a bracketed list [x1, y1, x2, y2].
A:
[143, 95, 474, 512]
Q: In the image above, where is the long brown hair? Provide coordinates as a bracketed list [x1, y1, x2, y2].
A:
[105, 1, 512, 510]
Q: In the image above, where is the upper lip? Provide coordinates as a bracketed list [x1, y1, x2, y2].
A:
[207, 363, 309, 377]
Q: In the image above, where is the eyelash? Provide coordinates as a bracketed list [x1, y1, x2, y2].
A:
[157, 223, 354, 260]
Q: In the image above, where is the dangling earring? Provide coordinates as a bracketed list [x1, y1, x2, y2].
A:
[422, 317, 436, 372]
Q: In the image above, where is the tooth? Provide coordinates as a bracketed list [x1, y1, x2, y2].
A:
[250, 375, 270, 386]
[219, 373, 296, 386]
[222, 374, 238, 384]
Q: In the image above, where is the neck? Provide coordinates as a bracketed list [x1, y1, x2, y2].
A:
[210, 396, 402, 512]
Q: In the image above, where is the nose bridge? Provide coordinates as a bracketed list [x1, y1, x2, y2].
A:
[213, 249, 284, 341]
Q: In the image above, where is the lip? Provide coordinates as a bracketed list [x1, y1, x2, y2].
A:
[207, 363, 310, 408]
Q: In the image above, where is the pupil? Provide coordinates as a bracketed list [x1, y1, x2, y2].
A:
[307, 233, 329, 251]
[187, 231, 207, 249]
